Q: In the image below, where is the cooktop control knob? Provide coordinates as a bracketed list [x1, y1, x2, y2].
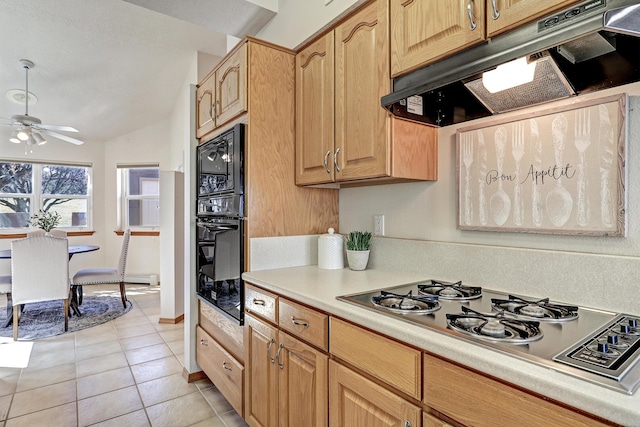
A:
[597, 342, 609, 353]
[621, 324, 631, 334]
[629, 318, 638, 328]
[608, 335, 619, 345]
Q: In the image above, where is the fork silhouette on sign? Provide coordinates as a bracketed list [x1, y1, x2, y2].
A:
[575, 108, 591, 227]
[512, 122, 525, 226]
[462, 133, 474, 225]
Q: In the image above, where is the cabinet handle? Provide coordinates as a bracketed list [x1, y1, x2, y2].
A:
[199, 339, 208, 346]
[222, 361, 233, 371]
[490, 0, 500, 19]
[214, 100, 220, 119]
[404, 422, 412, 427]
[275, 343, 284, 370]
[267, 338, 276, 364]
[323, 150, 331, 174]
[467, 0, 477, 30]
[252, 298, 265, 306]
[291, 316, 309, 328]
[334, 148, 341, 173]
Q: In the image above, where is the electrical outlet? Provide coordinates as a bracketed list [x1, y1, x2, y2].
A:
[373, 214, 384, 236]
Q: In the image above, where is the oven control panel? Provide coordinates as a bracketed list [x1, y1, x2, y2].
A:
[554, 315, 640, 381]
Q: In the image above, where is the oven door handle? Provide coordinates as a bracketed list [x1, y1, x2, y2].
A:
[197, 222, 238, 231]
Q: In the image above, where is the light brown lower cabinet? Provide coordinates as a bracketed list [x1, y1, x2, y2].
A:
[244, 313, 328, 427]
[329, 360, 421, 427]
[423, 353, 611, 427]
[423, 412, 453, 427]
[196, 326, 244, 415]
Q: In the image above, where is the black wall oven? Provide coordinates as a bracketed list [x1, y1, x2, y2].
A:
[196, 124, 245, 324]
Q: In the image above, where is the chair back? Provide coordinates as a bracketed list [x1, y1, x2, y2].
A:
[48, 229, 68, 238]
[26, 229, 46, 237]
[11, 234, 69, 306]
[117, 229, 131, 281]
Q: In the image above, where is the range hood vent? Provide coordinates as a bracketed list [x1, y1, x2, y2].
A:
[382, 0, 640, 127]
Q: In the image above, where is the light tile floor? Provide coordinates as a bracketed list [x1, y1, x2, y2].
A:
[0, 284, 248, 427]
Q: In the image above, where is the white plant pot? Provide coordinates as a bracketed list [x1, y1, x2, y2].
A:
[347, 250, 370, 271]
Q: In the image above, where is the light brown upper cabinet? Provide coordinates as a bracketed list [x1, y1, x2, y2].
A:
[391, 0, 485, 77]
[296, 0, 437, 186]
[196, 43, 247, 139]
[486, 0, 580, 37]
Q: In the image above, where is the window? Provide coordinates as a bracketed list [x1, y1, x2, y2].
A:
[119, 166, 160, 228]
[0, 161, 91, 230]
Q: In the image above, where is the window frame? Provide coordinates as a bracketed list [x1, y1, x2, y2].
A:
[117, 165, 160, 231]
[0, 160, 93, 233]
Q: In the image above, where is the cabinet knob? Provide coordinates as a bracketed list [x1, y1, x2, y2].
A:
[199, 339, 208, 346]
[223, 361, 233, 371]
[404, 422, 412, 427]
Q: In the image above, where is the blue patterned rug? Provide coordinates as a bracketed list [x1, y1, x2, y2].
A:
[0, 296, 132, 340]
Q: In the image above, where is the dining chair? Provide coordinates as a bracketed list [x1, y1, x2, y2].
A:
[0, 274, 12, 324]
[72, 229, 131, 309]
[48, 229, 68, 238]
[11, 233, 70, 340]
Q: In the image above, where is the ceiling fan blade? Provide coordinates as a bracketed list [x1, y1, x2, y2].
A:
[36, 124, 79, 132]
[40, 130, 85, 145]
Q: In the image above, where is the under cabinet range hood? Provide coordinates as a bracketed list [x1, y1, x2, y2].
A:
[382, 0, 640, 127]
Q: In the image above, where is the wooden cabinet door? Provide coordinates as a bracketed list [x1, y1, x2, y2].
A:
[245, 314, 279, 427]
[295, 32, 335, 185]
[486, 0, 579, 37]
[390, 0, 485, 77]
[278, 332, 329, 427]
[335, 0, 390, 182]
[196, 73, 216, 139]
[215, 43, 247, 127]
[329, 360, 421, 427]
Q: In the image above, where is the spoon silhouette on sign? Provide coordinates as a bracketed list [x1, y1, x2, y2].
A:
[546, 114, 573, 227]
[490, 126, 511, 225]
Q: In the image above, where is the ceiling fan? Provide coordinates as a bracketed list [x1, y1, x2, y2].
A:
[1, 59, 85, 146]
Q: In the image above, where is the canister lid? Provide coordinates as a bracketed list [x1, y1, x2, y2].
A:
[319, 228, 342, 240]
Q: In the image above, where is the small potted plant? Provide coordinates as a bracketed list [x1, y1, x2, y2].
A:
[29, 209, 61, 232]
[345, 231, 372, 271]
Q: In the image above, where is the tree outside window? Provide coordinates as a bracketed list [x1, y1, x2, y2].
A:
[0, 161, 91, 230]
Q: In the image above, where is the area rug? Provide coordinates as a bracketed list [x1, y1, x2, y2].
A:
[0, 296, 132, 340]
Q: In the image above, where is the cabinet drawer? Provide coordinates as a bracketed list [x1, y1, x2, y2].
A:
[199, 302, 244, 364]
[196, 326, 244, 416]
[330, 317, 421, 400]
[245, 283, 278, 323]
[279, 298, 329, 351]
[423, 353, 608, 426]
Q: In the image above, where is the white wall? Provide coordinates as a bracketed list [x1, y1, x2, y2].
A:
[103, 121, 169, 278]
[256, 0, 365, 48]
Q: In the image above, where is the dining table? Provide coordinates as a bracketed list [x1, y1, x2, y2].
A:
[0, 244, 100, 326]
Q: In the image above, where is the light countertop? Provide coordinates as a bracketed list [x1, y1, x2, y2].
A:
[243, 265, 639, 426]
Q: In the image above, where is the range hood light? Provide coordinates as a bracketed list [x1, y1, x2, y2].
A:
[481, 57, 537, 94]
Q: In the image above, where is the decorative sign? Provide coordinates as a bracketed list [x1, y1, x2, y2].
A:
[456, 94, 627, 236]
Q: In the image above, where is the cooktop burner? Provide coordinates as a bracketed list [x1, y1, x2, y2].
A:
[371, 290, 440, 314]
[446, 306, 543, 344]
[491, 295, 579, 322]
[417, 279, 482, 300]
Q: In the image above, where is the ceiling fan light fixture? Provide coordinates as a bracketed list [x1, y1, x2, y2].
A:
[9, 130, 21, 143]
[17, 128, 29, 141]
[33, 132, 47, 145]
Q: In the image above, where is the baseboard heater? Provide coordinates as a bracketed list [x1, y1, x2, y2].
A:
[125, 274, 159, 286]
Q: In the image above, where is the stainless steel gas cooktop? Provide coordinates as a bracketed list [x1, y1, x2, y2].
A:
[337, 279, 640, 395]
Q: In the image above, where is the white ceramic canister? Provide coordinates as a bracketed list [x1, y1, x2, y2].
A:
[317, 228, 344, 270]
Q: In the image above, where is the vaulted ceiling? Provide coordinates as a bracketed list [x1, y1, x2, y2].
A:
[0, 0, 276, 146]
